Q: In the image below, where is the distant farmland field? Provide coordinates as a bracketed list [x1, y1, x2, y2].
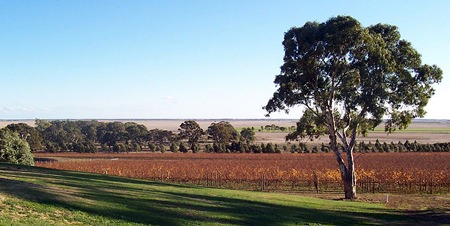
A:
[36, 152, 450, 194]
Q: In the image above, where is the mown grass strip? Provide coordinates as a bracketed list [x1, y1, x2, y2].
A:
[0, 163, 421, 225]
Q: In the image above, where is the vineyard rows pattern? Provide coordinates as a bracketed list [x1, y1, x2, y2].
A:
[36, 152, 450, 194]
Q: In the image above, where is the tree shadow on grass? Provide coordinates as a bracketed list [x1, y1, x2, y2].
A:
[0, 163, 433, 225]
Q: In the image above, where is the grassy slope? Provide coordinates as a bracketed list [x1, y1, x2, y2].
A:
[0, 163, 430, 226]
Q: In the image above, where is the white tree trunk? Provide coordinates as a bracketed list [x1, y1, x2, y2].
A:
[327, 118, 357, 199]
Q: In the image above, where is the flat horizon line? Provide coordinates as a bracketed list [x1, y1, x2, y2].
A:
[1, 118, 449, 122]
[0, 118, 299, 121]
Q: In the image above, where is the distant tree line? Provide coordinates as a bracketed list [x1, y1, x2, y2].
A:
[1, 120, 257, 153]
[288, 140, 450, 153]
[258, 124, 296, 132]
[1, 119, 449, 153]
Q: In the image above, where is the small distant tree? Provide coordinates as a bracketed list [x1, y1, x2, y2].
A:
[179, 143, 188, 153]
[229, 141, 242, 153]
[125, 122, 148, 149]
[148, 129, 177, 146]
[207, 121, 239, 144]
[321, 143, 329, 153]
[113, 143, 128, 153]
[260, 143, 265, 152]
[290, 144, 298, 153]
[382, 142, 389, 152]
[433, 143, 442, 152]
[191, 143, 200, 153]
[298, 143, 308, 153]
[212, 142, 226, 153]
[240, 128, 255, 144]
[242, 142, 250, 153]
[148, 143, 156, 152]
[156, 144, 165, 153]
[170, 142, 179, 153]
[375, 140, 382, 152]
[274, 144, 282, 153]
[98, 122, 127, 151]
[0, 129, 34, 166]
[397, 141, 405, 152]
[265, 143, 275, 153]
[178, 120, 204, 147]
[250, 144, 262, 153]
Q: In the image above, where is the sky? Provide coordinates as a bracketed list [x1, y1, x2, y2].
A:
[1, 0, 449, 119]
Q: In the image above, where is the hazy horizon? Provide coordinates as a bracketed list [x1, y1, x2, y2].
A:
[1, 118, 448, 122]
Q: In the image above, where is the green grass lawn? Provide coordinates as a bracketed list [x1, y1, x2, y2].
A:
[0, 163, 437, 225]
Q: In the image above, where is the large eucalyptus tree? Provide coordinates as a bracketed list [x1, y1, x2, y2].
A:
[264, 16, 442, 199]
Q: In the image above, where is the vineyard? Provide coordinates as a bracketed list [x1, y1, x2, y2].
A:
[35, 152, 450, 194]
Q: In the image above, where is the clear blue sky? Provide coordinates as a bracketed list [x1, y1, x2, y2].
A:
[1, 0, 449, 119]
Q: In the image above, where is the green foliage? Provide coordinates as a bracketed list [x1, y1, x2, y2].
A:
[6, 123, 43, 151]
[321, 143, 330, 153]
[212, 142, 226, 153]
[265, 16, 442, 141]
[35, 119, 51, 132]
[44, 141, 59, 153]
[32, 120, 177, 152]
[264, 143, 275, 153]
[112, 143, 128, 153]
[204, 144, 213, 153]
[264, 16, 442, 199]
[299, 143, 309, 153]
[207, 121, 239, 144]
[178, 120, 204, 146]
[179, 143, 188, 153]
[190, 143, 200, 153]
[130, 142, 142, 152]
[169, 142, 179, 153]
[240, 128, 255, 144]
[71, 140, 97, 153]
[250, 144, 262, 153]
[290, 144, 298, 153]
[18, 118, 449, 155]
[101, 122, 127, 147]
[0, 129, 34, 166]
[148, 129, 177, 145]
[158, 144, 166, 153]
[148, 143, 156, 152]
[124, 122, 149, 145]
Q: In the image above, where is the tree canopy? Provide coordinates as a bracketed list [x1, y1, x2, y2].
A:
[178, 120, 204, 146]
[6, 123, 42, 151]
[0, 129, 34, 166]
[207, 121, 239, 144]
[240, 128, 255, 144]
[264, 16, 442, 199]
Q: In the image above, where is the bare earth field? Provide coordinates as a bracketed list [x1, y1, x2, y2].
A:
[1, 119, 449, 144]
